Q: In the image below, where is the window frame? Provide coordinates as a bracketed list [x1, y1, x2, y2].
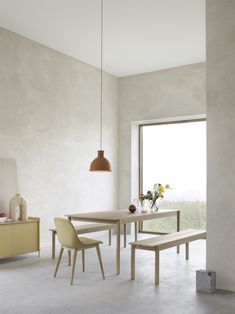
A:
[138, 117, 206, 233]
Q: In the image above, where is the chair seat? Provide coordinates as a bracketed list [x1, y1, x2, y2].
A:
[79, 236, 103, 246]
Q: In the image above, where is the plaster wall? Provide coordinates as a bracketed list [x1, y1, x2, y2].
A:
[0, 28, 118, 245]
[206, 0, 235, 291]
[118, 63, 206, 208]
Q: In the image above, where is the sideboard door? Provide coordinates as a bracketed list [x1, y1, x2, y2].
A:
[0, 225, 11, 258]
[10, 221, 39, 256]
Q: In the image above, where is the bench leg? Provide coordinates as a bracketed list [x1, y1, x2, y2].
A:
[124, 224, 127, 248]
[135, 222, 138, 241]
[131, 245, 136, 280]
[52, 231, 56, 259]
[82, 250, 85, 272]
[185, 243, 189, 260]
[116, 222, 121, 275]
[155, 248, 160, 285]
[108, 229, 112, 246]
[177, 211, 180, 253]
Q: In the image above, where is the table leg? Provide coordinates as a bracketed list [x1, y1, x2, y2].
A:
[177, 211, 180, 253]
[124, 224, 127, 248]
[135, 222, 138, 241]
[131, 245, 135, 280]
[68, 217, 72, 265]
[116, 221, 121, 275]
[52, 231, 56, 259]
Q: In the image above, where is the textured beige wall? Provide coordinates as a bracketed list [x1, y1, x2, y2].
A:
[0, 27, 207, 248]
[0, 28, 118, 245]
[206, 0, 235, 291]
[0, 158, 19, 211]
[118, 63, 206, 208]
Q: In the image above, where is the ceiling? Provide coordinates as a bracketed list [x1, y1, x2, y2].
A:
[0, 0, 205, 77]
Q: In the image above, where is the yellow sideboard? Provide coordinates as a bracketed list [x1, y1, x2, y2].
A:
[0, 217, 40, 259]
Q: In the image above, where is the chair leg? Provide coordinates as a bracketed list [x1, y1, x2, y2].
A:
[96, 245, 105, 280]
[54, 246, 64, 278]
[131, 245, 135, 280]
[71, 250, 77, 285]
[82, 250, 85, 272]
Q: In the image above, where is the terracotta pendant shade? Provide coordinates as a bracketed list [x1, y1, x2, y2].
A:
[89, 0, 112, 172]
[90, 150, 111, 172]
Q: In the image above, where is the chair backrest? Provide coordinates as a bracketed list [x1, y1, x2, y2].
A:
[54, 217, 82, 249]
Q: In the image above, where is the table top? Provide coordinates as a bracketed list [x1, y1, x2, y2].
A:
[66, 209, 179, 224]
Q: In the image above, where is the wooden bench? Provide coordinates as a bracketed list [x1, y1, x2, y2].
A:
[50, 223, 114, 259]
[130, 229, 206, 284]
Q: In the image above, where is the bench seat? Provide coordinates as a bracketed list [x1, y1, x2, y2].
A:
[50, 223, 114, 259]
[130, 229, 206, 284]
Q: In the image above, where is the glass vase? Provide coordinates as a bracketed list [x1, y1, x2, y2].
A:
[150, 202, 159, 212]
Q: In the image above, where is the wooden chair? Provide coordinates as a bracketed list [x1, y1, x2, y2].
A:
[54, 217, 105, 285]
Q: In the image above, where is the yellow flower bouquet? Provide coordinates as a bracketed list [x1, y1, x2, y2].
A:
[139, 183, 170, 211]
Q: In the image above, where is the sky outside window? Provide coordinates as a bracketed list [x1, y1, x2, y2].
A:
[142, 121, 206, 203]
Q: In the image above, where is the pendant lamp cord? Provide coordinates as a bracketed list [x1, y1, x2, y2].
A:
[100, 0, 103, 150]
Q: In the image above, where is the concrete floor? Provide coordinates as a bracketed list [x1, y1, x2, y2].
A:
[1, 234, 235, 314]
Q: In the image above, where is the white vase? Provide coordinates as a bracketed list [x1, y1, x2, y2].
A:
[9, 194, 27, 221]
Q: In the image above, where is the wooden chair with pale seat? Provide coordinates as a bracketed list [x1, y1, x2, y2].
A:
[53, 217, 105, 285]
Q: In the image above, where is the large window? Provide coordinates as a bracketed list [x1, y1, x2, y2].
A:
[140, 119, 206, 232]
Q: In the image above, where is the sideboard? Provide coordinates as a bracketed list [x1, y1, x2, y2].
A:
[0, 217, 40, 259]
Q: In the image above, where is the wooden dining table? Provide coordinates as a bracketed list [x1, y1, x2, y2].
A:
[66, 209, 180, 274]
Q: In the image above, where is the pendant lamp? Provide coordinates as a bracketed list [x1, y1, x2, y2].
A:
[90, 0, 111, 172]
